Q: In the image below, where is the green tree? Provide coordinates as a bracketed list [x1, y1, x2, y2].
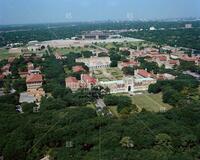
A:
[122, 67, 135, 75]
[13, 78, 27, 93]
[120, 136, 134, 148]
[155, 133, 172, 149]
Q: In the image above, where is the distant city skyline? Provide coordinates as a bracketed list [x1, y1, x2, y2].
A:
[0, 0, 200, 25]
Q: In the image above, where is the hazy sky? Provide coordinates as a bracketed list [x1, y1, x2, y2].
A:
[0, 0, 200, 25]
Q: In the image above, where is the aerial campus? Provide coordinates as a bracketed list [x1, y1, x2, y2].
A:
[0, 1, 200, 160]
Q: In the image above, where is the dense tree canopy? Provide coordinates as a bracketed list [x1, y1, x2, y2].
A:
[1, 21, 200, 160]
[122, 28, 200, 50]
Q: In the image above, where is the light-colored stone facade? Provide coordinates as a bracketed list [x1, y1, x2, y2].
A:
[99, 76, 156, 94]
[76, 57, 111, 71]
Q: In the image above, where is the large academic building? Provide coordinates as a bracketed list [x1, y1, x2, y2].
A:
[76, 57, 111, 71]
[99, 69, 157, 94]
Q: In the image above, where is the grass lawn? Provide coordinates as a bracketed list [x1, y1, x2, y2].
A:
[0, 48, 21, 60]
[96, 41, 153, 50]
[64, 66, 72, 74]
[108, 93, 171, 118]
[108, 68, 124, 80]
[109, 106, 120, 118]
[54, 46, 93, 55]
[93, 68, 123, 82]
[131, 93, 172, 112]
[86, 103, 96, 110]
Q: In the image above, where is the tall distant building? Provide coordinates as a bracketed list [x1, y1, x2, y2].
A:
[81, 31, 109, 40]
[185, 24, 192, 29]
[149, 26, 156, 31]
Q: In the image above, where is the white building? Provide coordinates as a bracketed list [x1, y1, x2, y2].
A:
[76, 56, 111, 71]
[99, 76, 156, 94]
[185, 24, 192, 29]
[149, 26, 156, 31]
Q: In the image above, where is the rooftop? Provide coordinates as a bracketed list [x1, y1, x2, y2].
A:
[72, 66, 85, 73]
[158, 56, 167, 61]
[169, 60, 179, 65]
[19, 92, 36, 103]
[65, 76, 79, 83]
[26, 74, 43, 83]
[0, 74, 5, 80]
[81, 74, 97, 85]
[137, 69, 152, 78]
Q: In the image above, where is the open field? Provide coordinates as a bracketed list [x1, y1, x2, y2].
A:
[53, 46, 94, 55]
[96, 41, 153, 50]
[108, 93, 172, 119]
[0, 48, 21, 60]
[131, 93, 172, 112]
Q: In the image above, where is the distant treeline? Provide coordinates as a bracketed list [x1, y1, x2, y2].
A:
[0, 21, 200, 47]
[122, 28, 200, 50]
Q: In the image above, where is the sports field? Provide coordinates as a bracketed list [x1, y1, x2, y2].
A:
[131, 93, 172, 112]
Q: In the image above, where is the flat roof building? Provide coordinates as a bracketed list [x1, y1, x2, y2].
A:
[76, 57, 111, 71]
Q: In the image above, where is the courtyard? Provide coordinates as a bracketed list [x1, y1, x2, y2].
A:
[93, 67, 123, 81]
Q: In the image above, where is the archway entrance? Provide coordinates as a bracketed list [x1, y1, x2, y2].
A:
[128, 86, 131, 92]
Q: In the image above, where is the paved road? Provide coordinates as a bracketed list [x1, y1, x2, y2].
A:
[91, 44, 109, 53]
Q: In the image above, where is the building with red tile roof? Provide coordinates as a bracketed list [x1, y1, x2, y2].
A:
[136, 69, 152, 78]
[158, 56, 167, 61]
[169, 60, 179, 65]
[72, 65, 85, 73]
[66, 76, 79, 83]
[163, 59, 180, 69]
[26, 74, 43, 83]
[26, 74, 43, 90]
[1, 64, 11, 76]
[81, 74, 97, 85]
[65, 76, 80, 91]
[65, 74, 97, 91]
[181, 55, 197, 62]
[0, 74, 5, 80]
[118, 60, 139, 69]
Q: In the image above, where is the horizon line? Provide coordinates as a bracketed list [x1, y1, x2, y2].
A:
[0, 17, 200, 27]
